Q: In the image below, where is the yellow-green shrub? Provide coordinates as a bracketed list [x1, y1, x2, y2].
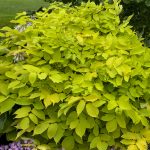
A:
[0, 1, 150, 150]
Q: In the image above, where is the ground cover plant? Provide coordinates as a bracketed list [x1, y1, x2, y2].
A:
[0, 0, 150, 149]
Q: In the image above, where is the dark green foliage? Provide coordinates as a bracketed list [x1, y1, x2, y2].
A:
[121, 0, 150, 47]
[122, 0, 150, 6]
[0, 1, 150, 150]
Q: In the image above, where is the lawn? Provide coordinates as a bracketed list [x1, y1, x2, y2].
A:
[0, 0, 49, 27]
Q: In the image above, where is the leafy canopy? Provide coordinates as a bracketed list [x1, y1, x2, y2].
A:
[0, 1, 150, 150]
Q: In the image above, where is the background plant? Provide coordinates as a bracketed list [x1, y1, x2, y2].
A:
[0, 1, 150, 150]
[121, 0, 150, 47]
[0, 0, 49, 28]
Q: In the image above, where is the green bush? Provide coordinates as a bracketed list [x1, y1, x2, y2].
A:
[0, 1, 150, 150]
[43, 0, 150, 48]
[44, 0, 103, 5]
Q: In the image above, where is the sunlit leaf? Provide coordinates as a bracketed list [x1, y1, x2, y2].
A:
[33, 122, 49, 135]
[106, 119, 117, 132]
[76, 100, 86, 116]
[32, 109, 45, 120]
[47, 123, 58, 139]
[0, 99, 15, 114]
[29, 113, 38, 124]
[86, 103, 99, 118]
[20, 117, 30, 130]
[15, 106, 31, 118]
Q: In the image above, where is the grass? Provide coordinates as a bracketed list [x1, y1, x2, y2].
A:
[0, 0, 49, 27]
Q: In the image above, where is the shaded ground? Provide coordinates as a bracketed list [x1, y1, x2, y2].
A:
[0, 0, 49, 27]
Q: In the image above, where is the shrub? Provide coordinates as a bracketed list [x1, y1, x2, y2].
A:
[44, 0, 102, 5]
[0, 1, 150, 150]
[43, 0, 150, 48]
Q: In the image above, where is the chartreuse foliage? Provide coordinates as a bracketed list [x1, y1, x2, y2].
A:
[0, 1, 150, 149]
[44, 0, 103, 5]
